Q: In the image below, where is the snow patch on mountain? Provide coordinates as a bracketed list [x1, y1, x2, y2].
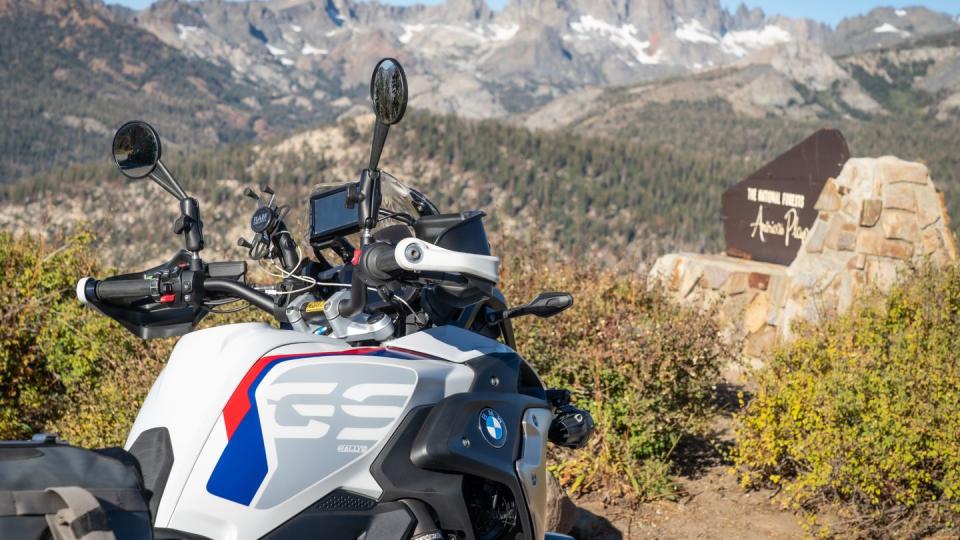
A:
[290, 24, 302, 33]
[676, 19, 718, 44]
[488, 23, 519, 42]
[177, 24, 200, 41]
[570, 15, 662, 65]
[895, 9, 907, 17]
[721, 25, 792, 57]
[266, 44, 287, 56]
[873, 23, 910, 38]
[399, 24, 424, 44]
[280, 57, 294, 66]
[399, 22, 518, 45]
[301, 43, 327, 55]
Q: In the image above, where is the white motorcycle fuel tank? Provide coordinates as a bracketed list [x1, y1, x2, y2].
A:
[125, 322, 551, 540]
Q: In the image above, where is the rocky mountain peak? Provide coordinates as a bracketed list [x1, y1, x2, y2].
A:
[501, 0, 729, 32]
[0, 0, 106, 16]
[730, 4, 765, 29]
[428, 0, 491, 22]
[11, 0, 955, 127]
[145, 0, 204, 26]
[826, 6, 960, 55]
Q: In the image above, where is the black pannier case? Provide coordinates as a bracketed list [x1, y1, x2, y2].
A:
[0, 434, 152, 540]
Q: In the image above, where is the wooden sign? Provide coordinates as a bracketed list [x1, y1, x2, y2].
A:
[721, 129, 850, 265]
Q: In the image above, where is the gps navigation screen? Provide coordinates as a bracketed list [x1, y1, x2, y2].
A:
[310, 187, 359, 241]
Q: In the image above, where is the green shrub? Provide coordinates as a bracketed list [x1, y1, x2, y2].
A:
[733, 263, 960, 536]
[501, 243, 730, 502]
[0, 231, 170, 447]
[0, 232, 273, 446]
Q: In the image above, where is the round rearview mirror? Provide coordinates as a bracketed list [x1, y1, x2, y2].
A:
[112, 121, 161, 179]
[370, 58, 408, 126]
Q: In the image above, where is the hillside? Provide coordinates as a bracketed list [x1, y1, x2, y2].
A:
[0, 112, 738, 267]
[3, 4, 960, 537]
[824, 6, 960, 56]
[2, 104, 959, 272]
[0, 0, 340, 181]
[527, 29, 960, 125]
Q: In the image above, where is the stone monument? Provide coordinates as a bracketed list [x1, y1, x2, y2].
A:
[650, 131, 958, 357]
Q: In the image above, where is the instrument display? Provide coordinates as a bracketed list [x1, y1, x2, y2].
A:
[309, 186, 360, 243]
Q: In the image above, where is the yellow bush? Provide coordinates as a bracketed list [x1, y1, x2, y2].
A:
[501, 242, 731, 502]
[733, 263, 960, 536]
[0, 232, 169, 446]
[0, 232, 272, 446]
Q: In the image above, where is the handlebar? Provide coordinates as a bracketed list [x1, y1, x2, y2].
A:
[204, 278, 282, 318]
[77, 274, 287, 322]
[77, 236, 499, 335]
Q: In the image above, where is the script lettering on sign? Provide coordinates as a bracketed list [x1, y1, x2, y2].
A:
[721, 129, 850, 266]
[745, 188, 809, 247]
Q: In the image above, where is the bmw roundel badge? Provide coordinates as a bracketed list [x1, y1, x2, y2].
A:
[478, 408, 507, 448]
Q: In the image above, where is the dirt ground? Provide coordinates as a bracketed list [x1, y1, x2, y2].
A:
[569, 468, 803, 540]
[567, 372, 806, 540]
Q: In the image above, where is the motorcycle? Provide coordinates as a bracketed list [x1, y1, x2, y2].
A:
[75, 59, 594, 540]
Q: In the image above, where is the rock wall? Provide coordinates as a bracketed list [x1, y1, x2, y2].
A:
[650, 156, 958, 357]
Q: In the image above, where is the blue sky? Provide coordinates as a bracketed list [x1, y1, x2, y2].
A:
[107, 0, 959, 27]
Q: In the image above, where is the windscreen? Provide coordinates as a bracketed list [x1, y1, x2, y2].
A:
[310, 187, 359, 241]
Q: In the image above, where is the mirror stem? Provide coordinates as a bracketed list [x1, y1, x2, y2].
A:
[357, 169, 382, 246]
[361, 121, 390, 245]
[177, 197, 204, 269]
[149, 161, 188, 201]
[368, 121, 390, 172]
[487, 306, 523, 324]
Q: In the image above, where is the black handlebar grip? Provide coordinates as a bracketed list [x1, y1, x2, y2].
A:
[95, 278, 154, 301]
[374, 249, 402, 275]
[362, 242, 402, 281]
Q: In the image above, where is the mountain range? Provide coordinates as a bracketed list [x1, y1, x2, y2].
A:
[124, 0, 959, 118]
[2, 0, 958, 182]
[526, 29, 960, 133]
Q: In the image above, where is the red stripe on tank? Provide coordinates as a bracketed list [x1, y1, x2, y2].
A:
[221, 348, 383, 439]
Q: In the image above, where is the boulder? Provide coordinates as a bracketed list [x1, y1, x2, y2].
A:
[880, 209, 920, 243]
[878, 156, 928, 185]
[722, 272, 749, 295]
[859, 199, 882, 226]
[882, 182, 917, 212]
[916, 187, 943, 228]
[814, 178, 841, 211]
